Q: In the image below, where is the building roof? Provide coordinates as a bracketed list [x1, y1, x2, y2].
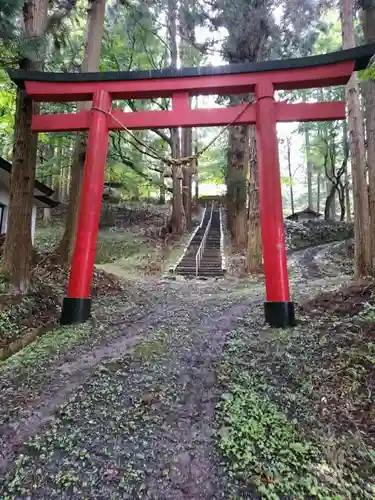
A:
[0, 157, 59, 208]
[286, 208, 322, 219]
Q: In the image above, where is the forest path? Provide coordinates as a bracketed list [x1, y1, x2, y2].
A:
[0, 243, 350, 499]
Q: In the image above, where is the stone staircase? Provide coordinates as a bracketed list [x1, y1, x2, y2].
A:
[174, 207, 224, 278]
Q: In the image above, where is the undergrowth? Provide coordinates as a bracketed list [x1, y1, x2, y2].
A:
[95, 231, 146, 264]
[0, 310, 20, 345]
[216, 320, 375, 499]
[35, 225, 148, 265]
[0, 323, 92, 377]
[217, 380, 332, 499]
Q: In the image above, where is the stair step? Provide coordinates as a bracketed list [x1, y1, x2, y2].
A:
[174, 208, 224, 277]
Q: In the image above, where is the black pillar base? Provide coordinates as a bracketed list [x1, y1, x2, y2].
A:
[264, 301, 296, 328]
[60, 297, 91, 325]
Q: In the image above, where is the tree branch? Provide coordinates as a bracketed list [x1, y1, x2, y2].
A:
[109, 134, 172, 192]
[125, 99, 172, 146]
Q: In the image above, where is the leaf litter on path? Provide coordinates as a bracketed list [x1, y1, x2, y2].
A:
[1, 241, 374, 499]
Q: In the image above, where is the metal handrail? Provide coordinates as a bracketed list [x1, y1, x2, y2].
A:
[195, 202, 214, 277]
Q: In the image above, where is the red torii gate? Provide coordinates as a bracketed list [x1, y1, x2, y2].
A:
[7, 44, 375, 328]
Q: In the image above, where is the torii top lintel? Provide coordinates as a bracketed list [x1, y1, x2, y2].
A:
[7, 44, 375, 103]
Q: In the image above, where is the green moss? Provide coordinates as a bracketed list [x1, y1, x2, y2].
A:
[0, 323, 92, 376]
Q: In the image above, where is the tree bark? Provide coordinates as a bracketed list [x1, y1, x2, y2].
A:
[2, 0, 48, 291]
[317, 170, 321, 213]
[179, 0, 193, 226]
[305, 125, 313, 209]
[338, 184, 346, 221]
[181, 127, 193, 226]
[342, 119, 351, 221]
[246, 125, 262, 273]
[55, 136, 63, 201]
[361, 1, 375, 271]
[159, 168, 166, 205]
[227, 116, 249, 250]
[43, 175, 52, 222]
[287, 136, 294, 213]
[56, 0, 107, 265]
[325, 178, 336, 219]
[170, 128, 185, 233]
[168, 0, 185, 234]
[342, 0, 370, 276]
[325, 184, 336, 220]
[193, 130, 199, 213]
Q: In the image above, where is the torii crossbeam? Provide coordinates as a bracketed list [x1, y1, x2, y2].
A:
[7, 44, 375, 328]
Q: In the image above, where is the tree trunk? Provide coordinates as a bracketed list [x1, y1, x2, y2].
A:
[325, 178, 336, 219]
[56, 0, 107, 265]
[43, 176, 52, 222]
[305, 125, 313, 209]
[287, 137, 294, 213]
[193, 131, 199, 213]
[361, 1, 375, 272]
[62, 140, 72, 201]
[342, 0, 370, 276]
[55, 136, 63, 201]
[168, 0, 185, 234]
[345, 168, 351, 221]
[159, 167, 166, 205]
[227, 124, 249, 250]
[179, 0, 193, 226]
[170, 128, 185, 233]
[324, 184, 336, 220]
[338, 186, 346, 221]
[317, 170, 321, 213]
[342, 120, 352, 222]
[246, 125, 262, 273]
[181, 128, 193, 226]
[2, 0, 48, 291]
[227, 94, 249, 250]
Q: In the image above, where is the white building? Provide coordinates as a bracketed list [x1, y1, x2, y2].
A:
[0, 157, 58, 242]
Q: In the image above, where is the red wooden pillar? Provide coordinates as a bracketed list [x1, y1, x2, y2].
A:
[255, 82, 295, 327]
[61, 90, 112, 324]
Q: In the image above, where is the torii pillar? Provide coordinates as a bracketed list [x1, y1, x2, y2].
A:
[256, 82, 294, 328]
[60, 90, 111, 324]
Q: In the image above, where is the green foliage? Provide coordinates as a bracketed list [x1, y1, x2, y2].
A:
[34, 225, 64, 252]
[0, 323, 92, 376]
[217, 379, 331, 499]
[360, 64, 375, 81]
[217, 302, 375, 499]
[0, 310, 18, 344]
[0, 69, 16, 158]
[95, 232, 143, 264]
[0, 268, 10, 293]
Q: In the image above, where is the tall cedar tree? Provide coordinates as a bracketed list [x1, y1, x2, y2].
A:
[2, 0, 76, 289]
[341, 0, 370, 276]
[200, 0, 322, 262]
[179, 0, 194, 227]
[168, 0, 185, 234]
[56, 0, 107, 265]
[359, 0, 375, 273]
[2, 0, 49, 291]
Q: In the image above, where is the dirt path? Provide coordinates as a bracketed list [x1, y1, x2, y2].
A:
[0, 277, 265, 499]
[0, 244, 352, 498]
